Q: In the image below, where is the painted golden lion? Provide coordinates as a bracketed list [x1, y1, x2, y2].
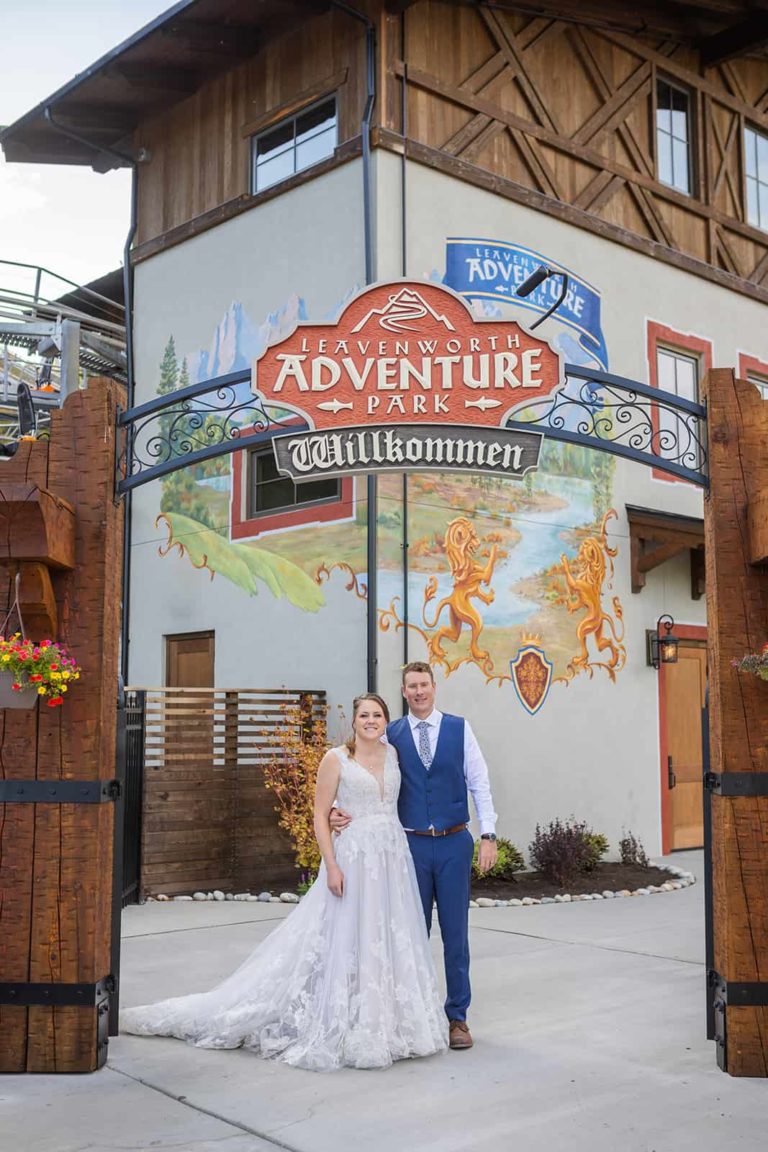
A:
[551, 509, 625, 682]
[422, 517, 498, 674]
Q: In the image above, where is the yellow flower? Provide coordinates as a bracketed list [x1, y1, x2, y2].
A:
[50, 672, 61, 681]
[37, 686, 46, 696]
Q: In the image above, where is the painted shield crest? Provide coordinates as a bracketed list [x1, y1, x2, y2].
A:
[510, 643, 553, 715]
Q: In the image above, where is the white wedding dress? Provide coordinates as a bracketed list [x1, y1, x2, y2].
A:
[120, 744, 448, 1070]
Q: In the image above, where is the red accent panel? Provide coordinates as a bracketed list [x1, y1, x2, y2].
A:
[658, 623, 707, 855]
[230, 431, 354, 540]
[646, 321, 712, 485]
[738, 352, 768, 384]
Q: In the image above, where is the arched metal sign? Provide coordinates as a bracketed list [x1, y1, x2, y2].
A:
[115, 280, 707, 493]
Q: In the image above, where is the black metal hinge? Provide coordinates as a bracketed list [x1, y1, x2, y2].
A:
[0, 975, 115, 1007]
[0, 779, 121, 803]
[704, 772, 768, 797]
[708, 969, 768, 1073]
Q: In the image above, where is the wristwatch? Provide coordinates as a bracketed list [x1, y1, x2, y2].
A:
[480, 833, 497, 841]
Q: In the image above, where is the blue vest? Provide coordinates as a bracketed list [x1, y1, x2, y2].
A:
[388, 713, 469, 831]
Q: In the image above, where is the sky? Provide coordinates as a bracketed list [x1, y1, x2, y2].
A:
[0, 0, 173, 296]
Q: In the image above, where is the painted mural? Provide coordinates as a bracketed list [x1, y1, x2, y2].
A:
[150, 245, 625, 711]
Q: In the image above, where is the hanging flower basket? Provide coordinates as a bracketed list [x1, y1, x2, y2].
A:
[732, 644, 768, 681]
[0, 635, 82, 709]
[0, 669, 38, 709]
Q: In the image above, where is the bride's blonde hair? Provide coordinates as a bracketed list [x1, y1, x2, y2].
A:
[345, 693, 390, 756]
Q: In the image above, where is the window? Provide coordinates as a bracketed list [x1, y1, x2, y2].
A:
[656, 80, 692, 195]
[739, 353, 768, 399]
[657, 346, 700, 471]
[248, 447, 339, 518]
[647, 321, 712, 484]
[745, 125, 768, 230]
[251, 97, 337, 194]
[656, 345, 699, 404]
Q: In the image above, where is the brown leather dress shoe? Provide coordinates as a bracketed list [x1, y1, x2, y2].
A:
[448, 1020, 474, 1049]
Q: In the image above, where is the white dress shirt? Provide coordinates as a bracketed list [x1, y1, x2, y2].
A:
[405, 709, 498, 836]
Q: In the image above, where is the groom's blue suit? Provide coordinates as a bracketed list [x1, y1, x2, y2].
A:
[387, 713, 474, 1023]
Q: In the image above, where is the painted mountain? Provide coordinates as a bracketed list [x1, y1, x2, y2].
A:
[186, 294, 308, 384]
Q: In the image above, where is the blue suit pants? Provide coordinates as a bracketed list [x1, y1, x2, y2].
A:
[406, 828, 474, 1022]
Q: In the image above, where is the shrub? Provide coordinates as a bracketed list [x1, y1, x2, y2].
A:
[529, 818, 598, 887]
[619, 830, 650, 868]
[262, 699, 328, 875]
[583, 832, 609, 872]
[471, 837, 525, 880]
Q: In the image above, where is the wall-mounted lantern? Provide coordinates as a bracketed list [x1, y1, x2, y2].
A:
[648, 613, 679, 669]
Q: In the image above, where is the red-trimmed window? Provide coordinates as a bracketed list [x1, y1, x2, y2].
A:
[647, 321, 712, 483]
[738, 352, 768, 399]
[231, 427, 354, 540]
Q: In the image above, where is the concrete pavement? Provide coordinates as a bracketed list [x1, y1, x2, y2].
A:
[3, 850, 766, 1152]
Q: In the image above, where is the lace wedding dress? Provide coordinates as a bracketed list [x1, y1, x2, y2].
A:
[120, 744, 448, 1071]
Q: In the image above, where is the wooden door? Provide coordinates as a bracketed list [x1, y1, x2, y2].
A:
[166, 631, 214, 687]
[663, 642, 707, 850]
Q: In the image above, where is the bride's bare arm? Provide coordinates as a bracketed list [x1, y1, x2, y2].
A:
[314, 751, 344, 897]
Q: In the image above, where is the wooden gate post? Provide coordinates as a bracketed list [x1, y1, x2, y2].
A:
[0, 379, 124, 1073]
[703, 368, 768, 1077]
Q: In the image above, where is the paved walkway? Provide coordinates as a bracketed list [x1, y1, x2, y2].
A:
[4, 850, 767, 1152]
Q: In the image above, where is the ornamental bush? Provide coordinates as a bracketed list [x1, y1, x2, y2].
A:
[528, 817, 606, 888]
[471, 836, 525, 880]
[618, 829, 650, 868]
[262, 700, 328, 875]
[583, 832, 610, 872]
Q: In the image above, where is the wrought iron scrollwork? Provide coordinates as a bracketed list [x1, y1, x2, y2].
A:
[508, 364, 707, 487]
[115, 362, 708, 493]
[116, 369, 304, 492]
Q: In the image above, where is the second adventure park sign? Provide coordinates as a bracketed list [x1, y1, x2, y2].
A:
[251, 281, 566, 481]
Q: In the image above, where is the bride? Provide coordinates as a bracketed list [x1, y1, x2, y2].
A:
[119, 693, 448, 1071]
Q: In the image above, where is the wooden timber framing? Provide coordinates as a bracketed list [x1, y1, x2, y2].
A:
[131, 0, 768, 309]
[625, 505, 705, 596]
[136, 687, 326, 898]
[133, 5, 371, 247]
[703, 369, 768, 1077]
[0, 379, 124, 1073]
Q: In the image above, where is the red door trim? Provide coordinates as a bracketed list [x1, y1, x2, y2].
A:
[658, 622, 707, 854]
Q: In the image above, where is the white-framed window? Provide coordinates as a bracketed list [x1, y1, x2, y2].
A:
[656, 344, 700, 465]
[248, 447, 340, 518]
[656, 79, 692, 195]
[745, 125, 768, 231]
[747, 372, 768, 399]
[657, 345, 700, 403]
[250, 97, 337, 194]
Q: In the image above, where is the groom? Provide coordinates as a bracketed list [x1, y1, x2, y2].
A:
[333, 661, 498, 1050]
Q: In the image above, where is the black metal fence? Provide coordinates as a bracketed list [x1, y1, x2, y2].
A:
[120, 689, 146, 907]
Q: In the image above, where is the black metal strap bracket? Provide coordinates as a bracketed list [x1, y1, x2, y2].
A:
[0, 976, 115, 1007]
[0, 779, 121, 803]
[709, 970, 768, 1007]
[704, 772, 768, 797]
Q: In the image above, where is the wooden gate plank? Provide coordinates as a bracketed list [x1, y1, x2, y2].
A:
[703, 368, 768, 1077]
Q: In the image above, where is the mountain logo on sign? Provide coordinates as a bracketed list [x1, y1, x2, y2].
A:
[351, 288, 456, 335]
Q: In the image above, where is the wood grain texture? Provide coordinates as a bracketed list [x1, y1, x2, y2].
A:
[703, 368, 768, 1077]
[0, 379, 125, 1073]
[136, 688, 324, 896]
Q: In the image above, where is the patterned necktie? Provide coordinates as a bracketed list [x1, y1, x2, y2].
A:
[417, 720, 433, 769]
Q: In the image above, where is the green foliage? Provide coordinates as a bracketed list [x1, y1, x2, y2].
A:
[583, 832, 609, 872]
[160, 512, 325, 611]
[619, 829, 650, 868]
[472, 837, 525, 880]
